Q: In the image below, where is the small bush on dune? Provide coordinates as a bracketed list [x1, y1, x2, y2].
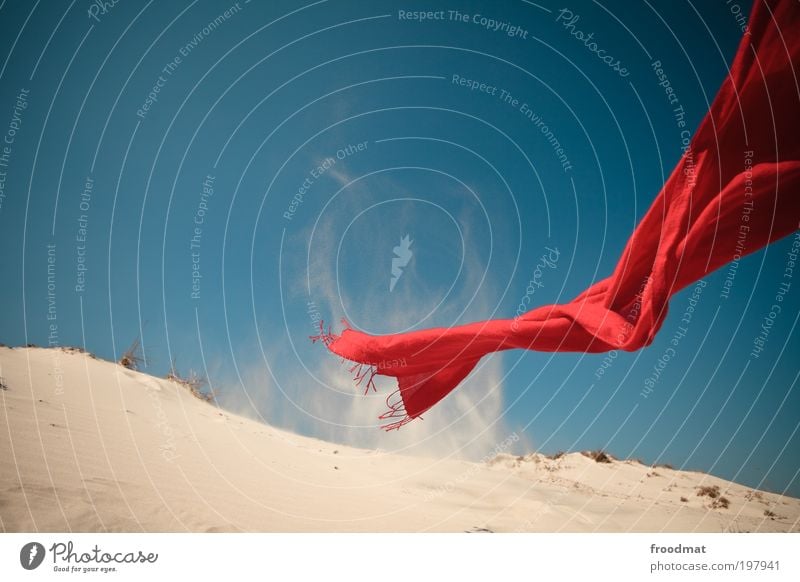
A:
[119, 337, 144, 370]
[696, 485, 720, 499]
[712, 496, 730, 509]
[697, 485, 729, 509]
[582, 450, 613, 463]
[167, 360, 214, 403]
[745, 490, 764, 502]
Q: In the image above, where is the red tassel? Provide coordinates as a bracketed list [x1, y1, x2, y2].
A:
[349, 361, 378, 395]
[311, 319, 416, 430]
[378, 389, 415, 431]
[309, 320, 339, 347]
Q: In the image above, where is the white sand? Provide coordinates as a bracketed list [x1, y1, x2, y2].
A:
[1, 346, 797, 532]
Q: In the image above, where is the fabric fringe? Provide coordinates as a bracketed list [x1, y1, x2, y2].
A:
[378, 389, 414, 431]
[349, 361, 378, 395]
[309, 320, 340, 347]
[310, 320, 413, 429]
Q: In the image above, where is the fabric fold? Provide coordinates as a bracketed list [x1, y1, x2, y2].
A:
[313, 0, 800, 429]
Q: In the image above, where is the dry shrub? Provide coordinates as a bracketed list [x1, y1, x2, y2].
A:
[712, 496, 730, 509]
[696, 485, 720, 499]
[582, 450, 613, 463]
[745, 490, 764, 502]
[167, 360, 214, 403]
[119, 337, 144, 370]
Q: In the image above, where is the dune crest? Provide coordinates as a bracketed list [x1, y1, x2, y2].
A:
[1, 346, 797, 533]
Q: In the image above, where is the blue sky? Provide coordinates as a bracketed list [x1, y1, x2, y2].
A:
[1, 0, 798, 496]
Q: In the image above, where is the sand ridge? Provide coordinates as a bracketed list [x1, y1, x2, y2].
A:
[1, 346, 797, 532]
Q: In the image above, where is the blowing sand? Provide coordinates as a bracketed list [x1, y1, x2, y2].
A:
[1, 346, 797, 532]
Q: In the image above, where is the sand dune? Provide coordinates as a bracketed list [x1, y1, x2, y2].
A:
[1, 346, 797, 532]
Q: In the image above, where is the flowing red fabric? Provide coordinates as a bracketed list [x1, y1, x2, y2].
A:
[313, 0, 800, 430]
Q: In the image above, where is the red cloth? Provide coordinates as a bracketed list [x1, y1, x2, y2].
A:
[314, 0, 800, 429]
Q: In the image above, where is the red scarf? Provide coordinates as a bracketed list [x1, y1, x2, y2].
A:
[313, 0, 800, 430]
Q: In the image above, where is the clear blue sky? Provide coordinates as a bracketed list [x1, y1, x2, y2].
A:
[1, 0, 798, 497]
